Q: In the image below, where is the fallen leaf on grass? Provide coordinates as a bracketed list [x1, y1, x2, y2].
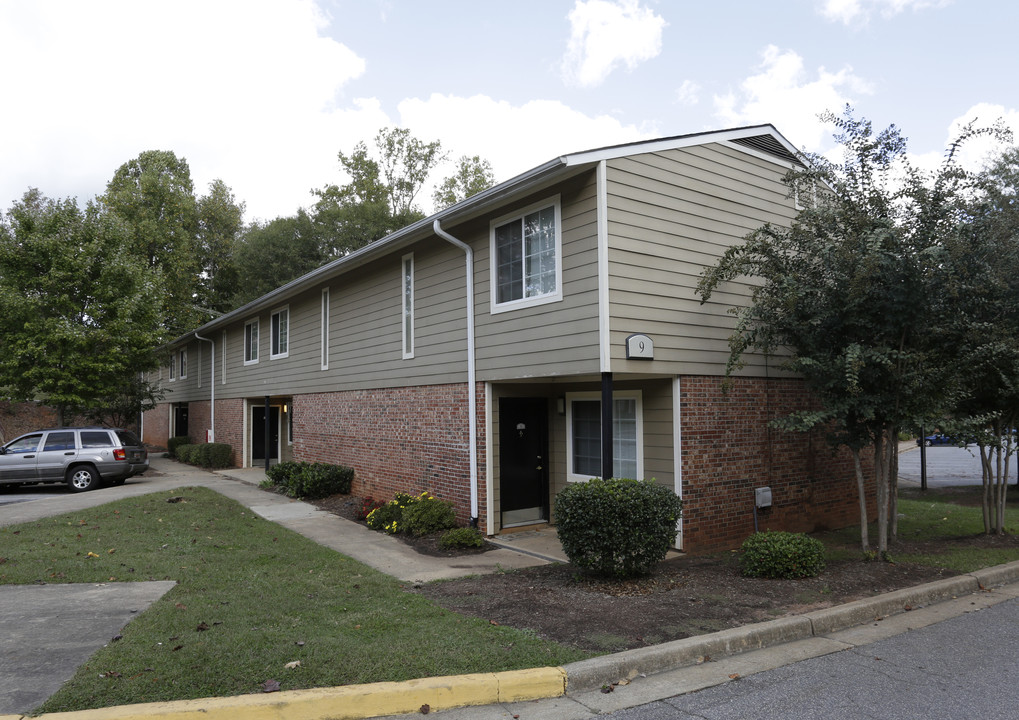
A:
[86, 552, 100, 558]
[196, 622, 209, 632]
[262, 680, 280, 693]
[285, 661, 301, 669]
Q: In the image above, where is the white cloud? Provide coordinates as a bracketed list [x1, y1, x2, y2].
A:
[396, 93, 650, 211]
[820, 0, 952, 25]
[675, 80, 701, 106]
[909, 103, 1019, 175]
[0, 0, 371, 221]
[561, 0, 666, 88]
[713, 46, 872, 151]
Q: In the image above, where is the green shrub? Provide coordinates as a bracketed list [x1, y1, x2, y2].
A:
[175, 444, 197, 464]
[402, 492, 457, 536]
[439, 527, 485, 550]
[204, 443, 233, 469]
[167, 436, 190, 459]
[554, 477, 682, 578]
[264, 461, 353, 499]
[740, 531, 827, 579]
[365, 492, 418, 534]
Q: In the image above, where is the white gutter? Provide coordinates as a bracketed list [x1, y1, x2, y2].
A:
[193, 332, 215, 442]
[432, 219, 479, 525]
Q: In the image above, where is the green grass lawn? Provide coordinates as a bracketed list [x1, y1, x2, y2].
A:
[1, 487, 589, 713]
[820, 487, 1019, 570]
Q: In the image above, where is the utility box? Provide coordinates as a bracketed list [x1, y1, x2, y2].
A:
[755, 486, 773, 509]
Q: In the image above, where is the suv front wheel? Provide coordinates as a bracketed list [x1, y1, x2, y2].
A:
[67, 465, 100, 492]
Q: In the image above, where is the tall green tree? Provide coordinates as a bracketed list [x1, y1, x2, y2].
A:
[312, 127, 446, 257]
[697, 109, 1005, 557]
[941, 145, 1019, 533]
[231, 210, 325, 308]
[433, 155, 496, 210]
[0, 190, 164, 425]
[102, 150, 203, 335]
[196, 179, 245, 314]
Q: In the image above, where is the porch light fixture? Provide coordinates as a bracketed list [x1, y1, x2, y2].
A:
[557, 397, 566, 415]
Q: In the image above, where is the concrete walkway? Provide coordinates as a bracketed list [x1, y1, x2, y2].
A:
[4, 458, 1019, 720]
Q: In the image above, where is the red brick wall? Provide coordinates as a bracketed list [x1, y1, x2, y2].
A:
[292, 383, 488, 532]
[142, 404, 169, 449]
[680, 375, 873, 553]
[213, 398, 244, 467]
[0, 402, 59, 442]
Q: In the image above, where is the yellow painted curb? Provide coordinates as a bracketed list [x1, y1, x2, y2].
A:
[31, 667, 567, 720]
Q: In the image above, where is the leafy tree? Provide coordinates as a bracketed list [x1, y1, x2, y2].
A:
[697, 108, 1005, 557]
[941, 145, 1019, 533]
[196, 179, 245, 314]
[311, 127, 446, 257]
[433, 155, 496, 210]
[0, 190, 164, 425]
[102, 150, 203, 336]
[231, 210, 326, 308]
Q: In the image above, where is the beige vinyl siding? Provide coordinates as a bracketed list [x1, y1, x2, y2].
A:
[606, 143, 797, 377]
[475, 170, 602, 381]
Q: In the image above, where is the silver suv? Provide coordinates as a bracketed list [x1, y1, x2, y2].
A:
[0, 427, 148, 492]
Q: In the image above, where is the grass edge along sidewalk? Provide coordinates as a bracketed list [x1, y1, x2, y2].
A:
[0, 487, 588, 715]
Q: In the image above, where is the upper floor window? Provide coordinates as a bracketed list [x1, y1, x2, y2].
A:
[169, 353, 176, 381]
[244, 319, 259, 365]
[271, 307, 289, 359]
[178, 347, 188, 379]
[402, 253, 414, 359]
[490, 196, 562, 313]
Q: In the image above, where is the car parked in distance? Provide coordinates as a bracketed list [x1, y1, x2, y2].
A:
[917, 432, 970, 447]
[0, 427, 148, 492]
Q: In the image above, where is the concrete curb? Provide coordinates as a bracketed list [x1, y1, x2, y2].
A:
[15, 563, 1019, 720]
[561, 562, 1019, 693]
[20, 668, 566, 720]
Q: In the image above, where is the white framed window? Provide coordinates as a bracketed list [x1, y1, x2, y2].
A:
[244, 319, 259, 365]
[321, 288, 330, 370]
[565, 391, 643, 482]
[490, 196, 562, 313]
[178, 347, 188, 380]
[168, 353, 176, 382]
[402, 253, 414, 359]
[271, 307, 289, 359]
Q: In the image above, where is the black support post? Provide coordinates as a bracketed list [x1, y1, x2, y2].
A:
[601, 372, 613, 480]
[264, 395, 271, 473]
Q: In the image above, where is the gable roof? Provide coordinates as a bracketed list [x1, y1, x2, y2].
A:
[175, 124, 803, 344]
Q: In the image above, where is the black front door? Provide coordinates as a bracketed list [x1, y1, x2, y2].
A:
[174, 405, 189, 438]
[499, 397, 549, 527]
[251, 406, 279, 463]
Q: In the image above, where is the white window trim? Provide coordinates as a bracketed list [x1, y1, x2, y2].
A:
[321, 288, 330, 370]
[270, 306, 290, 360]
[564, 390, 644, 483]
[178, 347, 187, 380]
[168, 354, 176, 382]
[221, 330, 227, 383]
[402, 253, 414, 359]
[489, 195, 563, 315]
[244, 318, 259, 365]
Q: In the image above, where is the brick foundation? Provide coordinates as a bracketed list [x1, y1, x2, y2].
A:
[292, 383, 488, 533]
[679, 375, 873, 553]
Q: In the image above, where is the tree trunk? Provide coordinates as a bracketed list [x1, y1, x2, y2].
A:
[875, 431, 889, 559]
[852, 447, 870, 554]
[888, 427, 899, 541]
[980, 445, 992, 535]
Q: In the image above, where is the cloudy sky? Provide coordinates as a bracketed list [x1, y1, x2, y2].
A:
[1, 0, 1016, 222]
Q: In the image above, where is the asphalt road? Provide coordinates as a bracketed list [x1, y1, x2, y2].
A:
[601, 596, 1019, 720]
[898, 444, 1016, 488]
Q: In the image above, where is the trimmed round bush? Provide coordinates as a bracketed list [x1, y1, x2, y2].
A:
[740, 531, 826, 579]
[439, 527, 485, 550]
[264, 461, 354, 499]
[366, 492, 417, 534]
[402, 492, 457, 536]
[167, 436, 190, 459]
[554, 477, 682, 578]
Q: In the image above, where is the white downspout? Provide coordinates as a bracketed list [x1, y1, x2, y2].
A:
[432, 219, 479, 525]
[193, 333, 215, 442]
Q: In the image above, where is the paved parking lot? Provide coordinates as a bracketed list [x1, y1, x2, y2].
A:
[898, 444, 1017, 488]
